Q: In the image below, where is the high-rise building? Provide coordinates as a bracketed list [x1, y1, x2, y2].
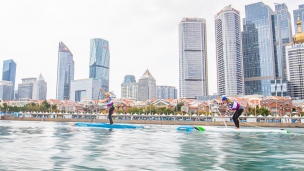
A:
[32, 74, 47, 100]
[293, 5, 304, 34]
[70, 78, 101, 102]
[56, 42, 74, 100]
[286, 17, 304, 99]
[269, 3, 293, 97]
[89, 38, 110, 99]
[17, 78, 36, 99]
[138, 70, 156, 101]
[157, 86, 177, 99]
[179, 18, 208, 98]
[215, 6, 244, 96]
[2, 59, 16, 100]
[121, 75, 138, 100]
[243, 2, 276, 96]
[0, 81, 13, 101]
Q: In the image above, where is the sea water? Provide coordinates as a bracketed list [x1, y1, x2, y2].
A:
[0, 121, 303, 171]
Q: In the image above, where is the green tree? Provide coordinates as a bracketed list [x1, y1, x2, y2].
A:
[176, 102, 184, 112]
[257, 107, 270, 116]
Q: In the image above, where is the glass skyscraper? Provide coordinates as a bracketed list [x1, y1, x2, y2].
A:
[293, 5, 304, 34]
[89, 38, 110, 99]
[0, 81, 13, 101]
[215, 6, 244, 96]
[243, 2, 276, 96]
[56, 42, 74, 100]
[179, 18, 208, 98]
[2, 59, 16, 100]
[243, 2, 292, 96]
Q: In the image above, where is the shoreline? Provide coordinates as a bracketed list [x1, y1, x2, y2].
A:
[1, 116, 304, 128]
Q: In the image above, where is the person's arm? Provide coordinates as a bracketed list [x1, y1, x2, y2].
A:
[224, 103, 232, 115]
[100, 87, 106, 95]
[96, 97, 109, 103]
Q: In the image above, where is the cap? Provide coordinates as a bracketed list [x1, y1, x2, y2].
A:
[222, 96, 228, 101]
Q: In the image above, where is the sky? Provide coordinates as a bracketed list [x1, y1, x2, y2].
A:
[0, 0, 301, 99]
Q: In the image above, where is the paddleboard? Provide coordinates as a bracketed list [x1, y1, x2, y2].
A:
[177, 126, 290, 134]
[72, 122, 144, 129]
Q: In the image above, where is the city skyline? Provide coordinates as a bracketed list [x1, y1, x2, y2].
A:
[0, 1, 301, 99]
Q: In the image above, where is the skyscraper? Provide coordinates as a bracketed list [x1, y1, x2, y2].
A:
[2, 59, 16, 100]
[56, 42, 74, 100]
[138, 69, 156, 101]
[273, 3, 293, 81]
[293, 5, 304, 34]
[243, 2, 276, 96]
[215, 6, 244, 96]
[268, 3, 293, 97]
[157, 86, 177, 99]
[0, 81, 13, 101]
[32, 74, 47, 100]
[179, 18, 208, 99]
[286, 17, 304, 99]
[89, 38, 110, 99]
[121, 75, 138, 100]
[17, 78, 36, 99]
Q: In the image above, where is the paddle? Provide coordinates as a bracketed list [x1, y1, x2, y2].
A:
[217, 108, 227, 127]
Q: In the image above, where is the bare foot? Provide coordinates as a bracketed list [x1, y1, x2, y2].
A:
[235, 127, 240, 130]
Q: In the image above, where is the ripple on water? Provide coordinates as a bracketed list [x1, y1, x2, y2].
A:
[0, 121, 304, 170]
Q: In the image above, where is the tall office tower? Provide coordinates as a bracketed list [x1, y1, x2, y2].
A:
[267, 3, 293, 97]
[157, 86, 177, 99]
[32, 74, 47, 100]
[89, 38, 110, 99]
[17, 78, 36, 99]
[70, 78, 101, 102]
[121, 75, 138, 100]
[286, 17, 304, 99]
[293, 5, 304, 34]
[2, 59, 16, 100]
[0, 81, 13, 101]
[215, 6, 243, 96]
[179, 18, 208, 98]
[243, 2, 276, 96]
[56, 42, 74, 100]
[137, 70, 156, 101]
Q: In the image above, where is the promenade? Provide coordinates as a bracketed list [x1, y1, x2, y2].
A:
[1, 116, 304, 128]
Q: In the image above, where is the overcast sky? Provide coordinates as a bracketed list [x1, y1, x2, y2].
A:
[0, 0, 301, 99]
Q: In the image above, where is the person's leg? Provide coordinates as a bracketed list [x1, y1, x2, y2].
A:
[235, 109, 244, 128]
[108, 107, 114, 125]
[232, 111, 238, 128]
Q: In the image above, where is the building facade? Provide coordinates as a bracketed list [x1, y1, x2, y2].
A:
[157, 86, 177, 99]
[17, 78, 36, 99]
[70, 78, 102, 102]
[293, 4, 304, 34]
[32, 74, 47, 100]
[89, 38, 110, 99]
[0, 81, 13, 101]
[121, 75, 138, 100]
[286, 16, 304, 99]
[2, 59, 16, 100]
[243, 2, 277, 96]
[179, 18, 208, 98]
[137, 70, 156, 101]
[56, 42, 74, 100]
[215, 6, 244, 96]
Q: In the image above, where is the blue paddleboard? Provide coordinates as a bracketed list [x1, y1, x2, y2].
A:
[72, 122, 144, 129]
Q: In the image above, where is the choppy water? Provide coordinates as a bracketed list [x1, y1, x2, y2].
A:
[0, 121, 304, 171]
